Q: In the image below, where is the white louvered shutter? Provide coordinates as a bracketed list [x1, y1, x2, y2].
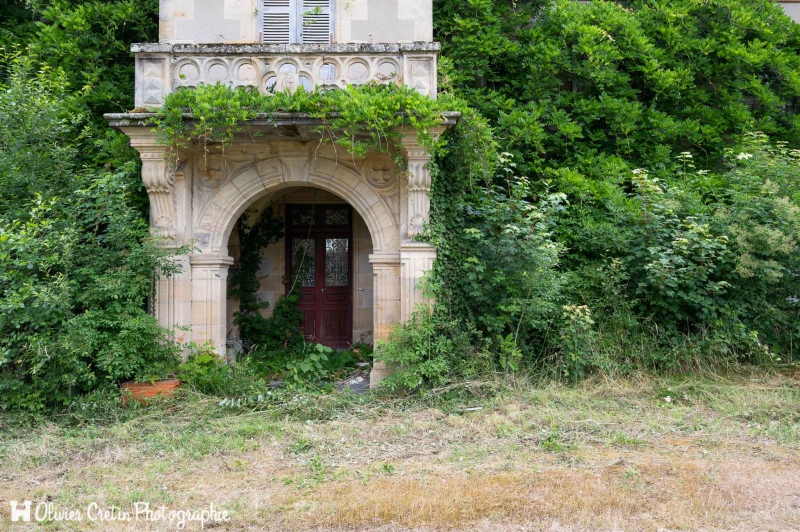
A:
[263, 0, 293, 44]
[301, 0, 332, 44]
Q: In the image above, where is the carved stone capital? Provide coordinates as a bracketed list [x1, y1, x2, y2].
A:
[190, 254, 235, 268]
[399, 127, 445, 161]
[399, 136, 430, 162]
[369, 252, 402, 268]
[400, 133, 435, 240]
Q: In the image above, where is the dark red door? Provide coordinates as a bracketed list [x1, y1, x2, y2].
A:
[286, 205, 353, 349]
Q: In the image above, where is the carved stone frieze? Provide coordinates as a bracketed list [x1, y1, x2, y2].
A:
[133, 44, 439, 107]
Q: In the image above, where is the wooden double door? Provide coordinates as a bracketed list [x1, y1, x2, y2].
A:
[286, 204, 353, 349]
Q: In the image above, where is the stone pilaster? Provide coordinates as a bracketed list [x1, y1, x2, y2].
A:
[122, 131, 195, 353]
[369, 252, 402, 388]
[153, 254, 192, 350]
[400, 242, 437, 322]
[190, 254, 235, 356]
[397, 130, 441, 319]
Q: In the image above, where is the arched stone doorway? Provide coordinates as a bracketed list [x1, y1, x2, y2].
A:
[110, 119, 449, 386]
[226, 187, 376, 352]
[187, 153, 405, 376]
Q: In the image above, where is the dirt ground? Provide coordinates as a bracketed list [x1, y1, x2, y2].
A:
[1, 372, 798, 531]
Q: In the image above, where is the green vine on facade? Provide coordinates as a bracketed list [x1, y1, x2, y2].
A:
[227, 205, 290, 351]
[153, 82, 453, 168]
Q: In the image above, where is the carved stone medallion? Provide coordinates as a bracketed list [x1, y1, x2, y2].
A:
[364, 155, 396, 190]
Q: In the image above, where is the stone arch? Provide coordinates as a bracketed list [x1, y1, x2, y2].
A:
[198, 156, 399, 255]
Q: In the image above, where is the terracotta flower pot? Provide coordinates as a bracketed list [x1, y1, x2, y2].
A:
[120, 378, 180, 404]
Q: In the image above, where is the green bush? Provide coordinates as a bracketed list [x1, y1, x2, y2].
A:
[418, 0, 800, 381]
[176, 342, 232, 395]
[557, 135, 800, 370]
[378, 309, 492, 391]
[437, 0, 800, 174]
[0, 67, 181, 412]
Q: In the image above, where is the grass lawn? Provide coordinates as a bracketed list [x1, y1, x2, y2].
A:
[1, 369, 798, 531]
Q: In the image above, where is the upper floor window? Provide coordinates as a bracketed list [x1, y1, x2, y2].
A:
[262, 0, 333, 44]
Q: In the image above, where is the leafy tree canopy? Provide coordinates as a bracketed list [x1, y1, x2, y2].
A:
[436, 0, 800, 174]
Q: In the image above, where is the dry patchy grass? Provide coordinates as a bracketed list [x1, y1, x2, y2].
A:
[0, 371, 798, 531]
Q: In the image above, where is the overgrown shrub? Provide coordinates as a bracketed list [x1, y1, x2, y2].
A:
[420, 0, 800, 383]
[378, 309, 492, 391]
[176, 342, 232, 395]
[428, 143, 567, 373]
[0, 68, 180, 412]
[555, 135, 800, 371]
[437, 0, 800, 174]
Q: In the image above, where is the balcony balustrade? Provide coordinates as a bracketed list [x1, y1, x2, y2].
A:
[133, 42, 439, 109]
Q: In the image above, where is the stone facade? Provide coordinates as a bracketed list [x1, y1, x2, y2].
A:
[111, 0, 453, 387]
[158, 0, 433, 44]
[107, 115, 455, 386]
[781, 1, 800, 23]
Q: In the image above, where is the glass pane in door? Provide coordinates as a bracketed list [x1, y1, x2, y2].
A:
[292, 238, 316, 287]
[325, 238, 349, 287]
[325, 209, 349, 226]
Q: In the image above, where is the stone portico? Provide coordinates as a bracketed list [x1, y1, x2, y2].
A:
[108, 0, 453, 387]
[107, 113, 455, 386]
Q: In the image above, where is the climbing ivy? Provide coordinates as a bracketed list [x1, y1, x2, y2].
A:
[227, 205, 291, 350]
[154, 83, 449, 167]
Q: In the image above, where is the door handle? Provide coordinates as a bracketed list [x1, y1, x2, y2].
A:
[321, 289, 328, 292]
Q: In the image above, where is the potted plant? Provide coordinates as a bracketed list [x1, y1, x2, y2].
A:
[120, 375, 181, 404]
[120, 346, 182, 404]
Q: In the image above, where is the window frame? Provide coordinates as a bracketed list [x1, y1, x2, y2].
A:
[260, 0, 334, 45]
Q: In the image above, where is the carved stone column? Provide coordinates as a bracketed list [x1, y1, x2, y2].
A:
[369, 252, 402, 388]
[190, 254, 235, 356]
[399, 134, 433, 241]
[124, 132, 192, 352]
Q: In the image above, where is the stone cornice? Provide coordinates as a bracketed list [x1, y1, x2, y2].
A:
[190, 254, 235, 267]
[104, 112, 461, 129]
[131, 42, 441, 54]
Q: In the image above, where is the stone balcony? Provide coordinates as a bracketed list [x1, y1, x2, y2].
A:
[133, 42, 440, 109]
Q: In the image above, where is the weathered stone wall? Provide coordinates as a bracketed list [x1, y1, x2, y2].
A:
[782, 2, 800, 23]
[159, 0, 433, 44]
